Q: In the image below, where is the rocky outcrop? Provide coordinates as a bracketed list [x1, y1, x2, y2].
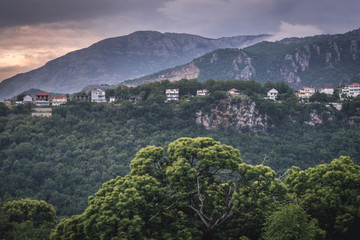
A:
[195, 99, 267, 132]
[145, 62, 200, 83]
[231, 52, 257, 80]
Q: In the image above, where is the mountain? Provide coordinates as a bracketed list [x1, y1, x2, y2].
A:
[0, 31, 268, 100]
[125, 28, 360, 89]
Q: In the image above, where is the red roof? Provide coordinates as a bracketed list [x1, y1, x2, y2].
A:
[53, 95, 67, 99]
[229, 88, 239, 92]
[301, 87, 315, 90]
[36, 92, 50, 95]
[92, 88, 105, 92]
[350, 83, 360, 86]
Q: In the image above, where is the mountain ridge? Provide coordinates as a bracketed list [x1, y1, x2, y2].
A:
[0, 31, 268, 99]
[125, 28, 360, 89]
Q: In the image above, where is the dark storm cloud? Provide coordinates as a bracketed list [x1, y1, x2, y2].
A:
[1, 0, 359, 35]
[1, 0, 359, 81]
[0, 0, 164, 28]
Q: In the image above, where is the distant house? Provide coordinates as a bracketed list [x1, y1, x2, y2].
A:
[129, 95, 142, 103]
[109, 96, 116, 103]
[4, 99, 14, 105]
[23, 95, 33, 103]
[197, 89, 209, 96]
[165, 89, 179, 102]
[75, 95, 89, 101]
[319, 87, 334, 95]
[342, 83, 360, 98]
[267, 88, 278, 100]
[52, 95, 67, 106]
[91, 89, 106, 103]
[227, 88, 240, 97]
[298, 87, 315, 99]
[35, 92, 50, 106]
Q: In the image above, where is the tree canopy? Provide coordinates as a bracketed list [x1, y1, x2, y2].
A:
[0, 198, 57, 240]
[51, 137, 288, 240]
[286, 156, 360, 240]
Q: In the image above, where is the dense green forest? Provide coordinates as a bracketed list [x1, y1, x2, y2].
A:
[50, 138, 360, 240]
[0, 79, 360, 224]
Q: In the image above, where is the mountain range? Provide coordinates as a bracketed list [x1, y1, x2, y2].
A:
[0, 31, 268, 99]
[1, 28, 360, 100]
[125, 28, 360, 89]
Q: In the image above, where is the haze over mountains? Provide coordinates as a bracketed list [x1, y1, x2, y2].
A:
[0, 31, 268, 99]
[127, 28, 360, 89]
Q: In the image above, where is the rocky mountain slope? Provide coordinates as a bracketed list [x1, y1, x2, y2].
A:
[126, 28, 360, 89]
[0, 31, 268, 100]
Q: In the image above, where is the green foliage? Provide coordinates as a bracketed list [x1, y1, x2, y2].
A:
[16, 93, 26, 101]
[262, 203, 325, 240]
[309, 92, 339, 102]
[1, 79, 360, 220]
[51, 137, 288, 239]
[1, 198, 57, 240]
[286, 156, 360, 240]
[0, 102, 10, 116]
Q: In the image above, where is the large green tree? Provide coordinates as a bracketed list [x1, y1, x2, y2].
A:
[1, 198, 57, 240]
[262, 203, 325, 240]
[51, 137, 287, 240]
[285, 156, 360, 240]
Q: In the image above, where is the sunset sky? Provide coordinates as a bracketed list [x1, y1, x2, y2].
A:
[1, 0, 359, 82]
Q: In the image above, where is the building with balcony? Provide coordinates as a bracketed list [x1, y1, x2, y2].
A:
[52, 95, 67, 106]
[298, 87, 315, 99]
[91, 88, 106, 103]
[165, 89, 179, 102]
[35, 92, 50, 106]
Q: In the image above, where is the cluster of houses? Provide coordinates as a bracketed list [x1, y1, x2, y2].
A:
[295, 83, 360, 100]
[7, 88, 107, 106]
[6, 83, 360, 107]
[165, 83, 360, 102]
[10, 92, 69, 106]
[296, 86, 337, 99]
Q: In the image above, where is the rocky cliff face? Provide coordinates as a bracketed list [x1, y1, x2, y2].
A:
[195, 99, 360, 132]
[133, 28, 360, 89]
[0, 31, 268, 100]
[195, 99, 268, 132]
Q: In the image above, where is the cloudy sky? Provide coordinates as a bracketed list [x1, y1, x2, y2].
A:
[1, 0, 359, 81]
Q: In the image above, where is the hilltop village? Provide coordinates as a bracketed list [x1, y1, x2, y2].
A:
[3, 81, 360, 117]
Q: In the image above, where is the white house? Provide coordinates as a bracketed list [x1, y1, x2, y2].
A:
[267, 88, 278, 100]
[165, 89, 179, 101]
[341, 83, 360, 98]
[319, 87, 334, 95]
[23, 95, 33, 103]
[298, 87, 315, 99]
[109, 96, 116, 103]
[197, 89, 209, 96]
[347, 83, 360, 97]
[52, 95, 67, 106]
[91, 89, 106, 103]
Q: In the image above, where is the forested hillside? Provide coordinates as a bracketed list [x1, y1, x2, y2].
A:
[1, 79, 360, 220]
